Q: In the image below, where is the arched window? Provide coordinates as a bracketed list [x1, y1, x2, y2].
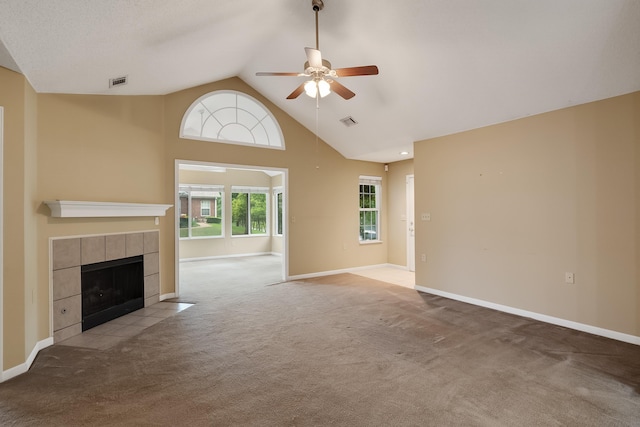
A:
[180, 90, 284, 150]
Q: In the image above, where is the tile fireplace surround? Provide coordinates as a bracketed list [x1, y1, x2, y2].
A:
[51, 231, 160, 343]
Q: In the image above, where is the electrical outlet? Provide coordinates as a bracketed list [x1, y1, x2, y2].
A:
[565, 272, 574, 284]
[421, 254, 427, 262]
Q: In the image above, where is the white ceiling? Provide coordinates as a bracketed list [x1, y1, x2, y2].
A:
[1, 0, 639, 163]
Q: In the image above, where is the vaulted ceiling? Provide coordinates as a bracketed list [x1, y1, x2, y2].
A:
[1, 0, 639, 163]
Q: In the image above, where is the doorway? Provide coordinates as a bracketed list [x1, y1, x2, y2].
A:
[406, 174, 415, 272]
[0, 107, 4, 378]
[174, 160, 287, 298]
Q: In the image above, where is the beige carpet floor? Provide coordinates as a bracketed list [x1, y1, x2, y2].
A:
[1, 257, 639, 426]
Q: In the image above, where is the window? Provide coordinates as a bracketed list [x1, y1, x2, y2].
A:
[359, 176, 381, 242]
[231, 187, 269, 236]
[180, 90, 284, 150]
[274, 189, 284, 236]
[179, 185, 223, 238]
[200, 200, 211, 216]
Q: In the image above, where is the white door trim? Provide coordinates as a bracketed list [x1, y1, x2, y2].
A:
[0, 107, 5, 378]
[406, 174, 415, 272]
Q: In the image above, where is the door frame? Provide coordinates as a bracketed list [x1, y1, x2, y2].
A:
[173, 159, 288, 297]
[406, 174, 415, 272]
[0, 107, 4, 378]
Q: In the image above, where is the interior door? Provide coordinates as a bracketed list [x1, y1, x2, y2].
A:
[406, 175, 415, 271]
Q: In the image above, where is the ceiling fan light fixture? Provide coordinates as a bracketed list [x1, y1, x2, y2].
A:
[317, 79, 331, 97]
[304, 80, 318, 98]
[256, 0, 378, 100]
[304, 79, 331, 98]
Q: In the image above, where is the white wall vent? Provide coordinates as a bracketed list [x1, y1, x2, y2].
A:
[109, 75, 128, 88]
[339, 116, 358, 127]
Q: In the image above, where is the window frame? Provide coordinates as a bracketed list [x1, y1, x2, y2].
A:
[180, 90, 285, 151]
[359, 176, 382, 243]
[200, 199, 211, 217]
[179, 185, 224, 240]
[273, 187, 284, 236]
[231, 186, 270, 237]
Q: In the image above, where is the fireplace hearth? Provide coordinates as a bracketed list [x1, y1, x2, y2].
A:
[52, 231, 160, 343]
[82, 255, 144, 331]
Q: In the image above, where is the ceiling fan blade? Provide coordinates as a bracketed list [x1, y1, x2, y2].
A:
[334, 65, 379, 77]
[256, 72, 305, 76]
[286, 83, 306, 99]
[329, 80, 355, 100]
[305, 47, 323, 69]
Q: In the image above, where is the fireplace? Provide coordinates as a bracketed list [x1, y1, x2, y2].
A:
[52, 231, 161, 343]
[81, 255, 144, 331]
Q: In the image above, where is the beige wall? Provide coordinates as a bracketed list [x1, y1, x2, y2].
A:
[164, 77, 387, 277]
[24, 75, 39, 360]
[386, 160, 414, 266]
[414, 91, 640, 336]
[1, 72, 389, 371]
[1, 67, 27, 368]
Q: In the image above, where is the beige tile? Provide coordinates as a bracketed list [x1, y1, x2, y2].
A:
[52, 266, 81, 301]
[108, 314, 143, 326]
[133, 307, 163, 317]
[53, 295, 81, 331]
[146, 309, 175, 319]
[52, 238, 81, 270]
[106, 234, 126, 261]
[84, 322, 124, 335]
[144, 273, 159, 298]
[144, 252, 159, 276]
[153, 302, 193, 312]
[81, 236, 106, 265]
[129, 316, 163, 328]
[57, 333, 96, 348]
[126, 233, 144, 257]
[59, 333, 126, 350]
[54, 323, 82, 343]
[176, 303, 194, 312]
[91, 335, 129, 350]
[107, 325, 147, 338]
[144, 294, 160, 307]
[144, 231, 159, 254]
[53, 297, 188, 349]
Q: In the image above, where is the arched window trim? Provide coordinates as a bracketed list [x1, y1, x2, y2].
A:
[179, 90, 285, 151]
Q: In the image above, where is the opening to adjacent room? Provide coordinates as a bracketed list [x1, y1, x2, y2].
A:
[175, 161, 287, 297]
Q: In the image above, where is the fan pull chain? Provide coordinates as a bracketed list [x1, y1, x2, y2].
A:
[315, 94, 320, 169]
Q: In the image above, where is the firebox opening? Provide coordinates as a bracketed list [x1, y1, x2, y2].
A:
[81, 255, 144, 331]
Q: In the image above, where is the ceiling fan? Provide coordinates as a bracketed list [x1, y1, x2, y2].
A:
[256, 0, 379, 100]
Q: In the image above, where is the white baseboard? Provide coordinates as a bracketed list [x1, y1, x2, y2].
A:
[160, 293, 176, 301]
[415, 285, 640, 346]
[180, 252, 276, 263]
[2, 337, 54, 382]
[288, 263, 393, 280]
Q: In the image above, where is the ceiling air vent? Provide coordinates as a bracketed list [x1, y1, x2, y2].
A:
[339, 116, 358, 127]
[109, 75, 128, 88]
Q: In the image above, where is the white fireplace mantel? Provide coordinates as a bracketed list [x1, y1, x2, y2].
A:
[45, 200, 173, 218]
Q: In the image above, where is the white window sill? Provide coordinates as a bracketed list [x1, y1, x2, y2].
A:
[179, 235, 225, 240]
[359, 240, 383, 245]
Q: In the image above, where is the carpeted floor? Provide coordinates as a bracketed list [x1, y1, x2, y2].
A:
[1, 256, 639, 426]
